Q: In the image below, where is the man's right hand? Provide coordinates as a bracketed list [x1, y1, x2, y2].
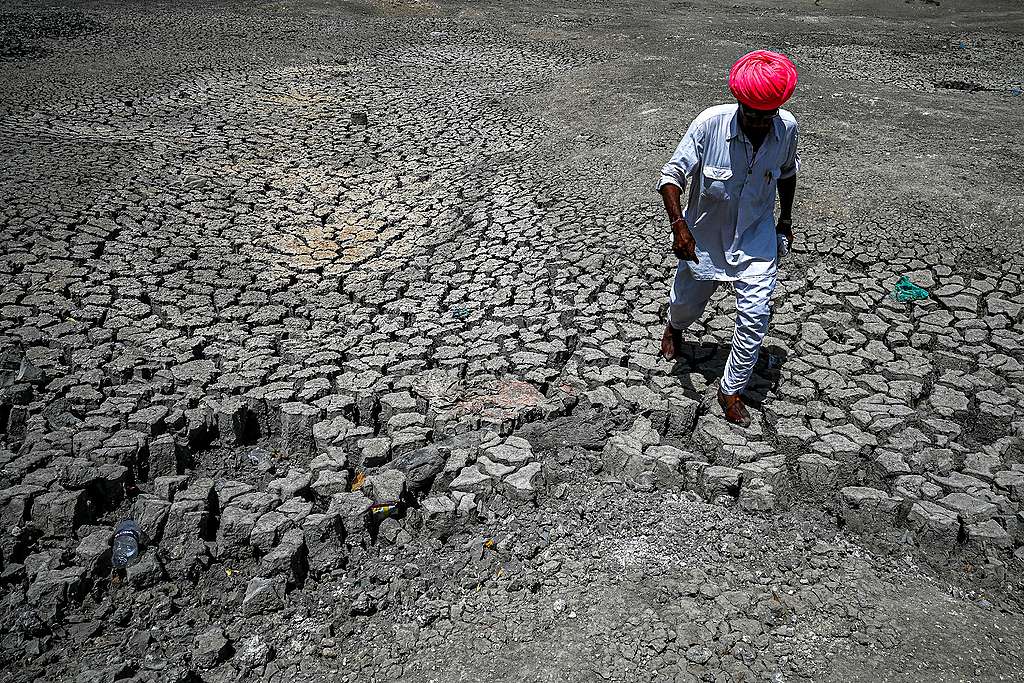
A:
[671, 221, 699, 263]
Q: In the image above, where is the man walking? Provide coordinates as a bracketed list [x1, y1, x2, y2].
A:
[657, 50, 799, 427]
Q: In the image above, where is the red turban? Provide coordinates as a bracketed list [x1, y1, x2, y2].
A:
[728, 50, 798, 111]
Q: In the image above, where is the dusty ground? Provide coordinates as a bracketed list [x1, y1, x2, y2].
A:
[2, 0, 1024, 681]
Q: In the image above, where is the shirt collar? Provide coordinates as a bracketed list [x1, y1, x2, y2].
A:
[728, 106, 782, 143]
[727, 108, 741, 141]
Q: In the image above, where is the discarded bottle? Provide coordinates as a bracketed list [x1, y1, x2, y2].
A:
[891, 275, 929, 302]
[112, 520, 143, 569]
[370, 501, 401, 522]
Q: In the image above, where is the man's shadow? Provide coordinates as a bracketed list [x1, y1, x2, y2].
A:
[669, 341, 789, 408]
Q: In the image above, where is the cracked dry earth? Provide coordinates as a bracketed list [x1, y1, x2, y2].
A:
[2, 0, 1024, 681]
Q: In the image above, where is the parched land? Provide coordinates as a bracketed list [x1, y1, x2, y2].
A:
[1, 0, 1023, 681]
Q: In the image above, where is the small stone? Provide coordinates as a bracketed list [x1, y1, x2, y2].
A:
[364, 469, 407, 504]
[75, 529, 112, 575]
[965, 519, 1013, 550]
[302, 513, 344, 575]
[485, 437, 533, 467]
[796, 454, 840, 495]
[738, 478, 775, 513]
[172, 359, 216, 386]
[192, 627, 231, 669]
[906, 501, 960, 556]
[449, 465, 493, 496]
[503, 462, 545, 502]
[154, 475, 188, 502]
[357, 437, 392, 467]
[148, 434, 179, 479]
[26, 566, 85, 622]
[237, 634, 274, 671]
[126, 551, 166, 588]
[250, 512, 293, 554]
[418, 495, 457, 539]
[259, 528, 307, 586]
[311, 470, 350, 501]
[477, 456, 516, 480]
[837, 486, 900, 533]
[280, 402, 320, 459]
[699, 466, 742, 503]
[686, 644, 713, 665]
[377, 517, 411, 546]
[242, 577, 284, 616]
[937, 492, 998, 524]
[328, 492, 372, 541]
[267, 469, 312, 501]
[389, 445, 445, 491]
[31, 490, 90, 537]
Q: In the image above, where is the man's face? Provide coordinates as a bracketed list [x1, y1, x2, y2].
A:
[738, 103, 778, 134]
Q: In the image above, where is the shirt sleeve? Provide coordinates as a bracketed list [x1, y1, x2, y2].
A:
[779, 122, 800, 179]
[657, 117, 704, 191]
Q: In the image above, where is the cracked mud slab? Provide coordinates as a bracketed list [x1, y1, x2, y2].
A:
[1, 0, 1023, 681]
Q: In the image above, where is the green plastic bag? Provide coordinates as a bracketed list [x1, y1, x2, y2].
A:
[892, 276, 929, 302]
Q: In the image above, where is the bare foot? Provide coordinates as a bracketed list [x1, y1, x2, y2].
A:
[660, 324, 683, 360]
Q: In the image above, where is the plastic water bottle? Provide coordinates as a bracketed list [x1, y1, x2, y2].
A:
[777, 233, 791, 258]
[112, 520, 143, 568]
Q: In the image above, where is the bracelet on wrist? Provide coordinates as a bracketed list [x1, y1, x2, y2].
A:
[670, 218, 685, 227]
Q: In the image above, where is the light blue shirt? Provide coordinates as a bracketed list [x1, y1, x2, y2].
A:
[658, 103, 799, 281]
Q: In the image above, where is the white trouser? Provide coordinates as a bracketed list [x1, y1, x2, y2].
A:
[667, 263, 776, 395]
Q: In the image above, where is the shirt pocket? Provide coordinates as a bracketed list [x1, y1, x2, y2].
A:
[701, 165, 733, 201]
[760, 166, 782, 201]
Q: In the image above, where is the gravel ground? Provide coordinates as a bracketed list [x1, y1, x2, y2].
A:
[2, 0, 1024, 681]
